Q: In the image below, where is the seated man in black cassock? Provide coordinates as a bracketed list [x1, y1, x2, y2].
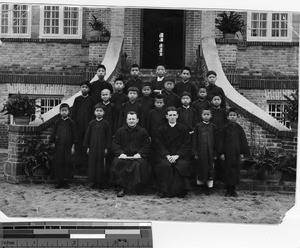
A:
[110, 111, 151, 197]
[155, 106, 192, 198]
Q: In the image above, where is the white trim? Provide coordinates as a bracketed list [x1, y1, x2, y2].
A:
[0, 3, 31, 38]
[247, 11, 292, 42]
[39, 5, 82, 39]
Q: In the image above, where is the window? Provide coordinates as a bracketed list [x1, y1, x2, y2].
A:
[40, 5, 82, 39]
[0, 3, 31, 38]
[36, 97, 62, 115]
[268, 101, 290, 128]
[247, 12, 292, 41]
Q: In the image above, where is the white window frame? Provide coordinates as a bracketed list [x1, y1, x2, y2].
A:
[247, 12, 292, 42]
[0, 3, 31, 38]
[39, 5, 82, 39]
[267, 101, 291, 128]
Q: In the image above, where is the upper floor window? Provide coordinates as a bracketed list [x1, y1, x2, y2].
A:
[0, 3, 31, 38]
[247, 12, 292, 42]
[268, 101, 290, 128]
[40, 5, 82, 39]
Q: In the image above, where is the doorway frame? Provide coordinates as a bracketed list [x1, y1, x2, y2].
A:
[140, 9, 186, 69]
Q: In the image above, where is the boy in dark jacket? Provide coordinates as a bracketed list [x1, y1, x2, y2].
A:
[219, 108, 249, 197]
[177, 92, 197, 133]
[71, 80, 95, 176]
[174, 66, 198, 102]
[162, 78, 181, 108]
[124, 64, 143, 97]
[192, 108, 218, 195]
[89, 64, 113, 104]
[83, 103, 112, 190]
[111, 78, 128, 110]
[137, 82, 154, 125]
[206, 70, 226, 109]
[49, 103, 77, 189]
[192, 85, 210, 123]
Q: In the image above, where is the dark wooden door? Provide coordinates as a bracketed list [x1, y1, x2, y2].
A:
[141, 9, 185, 69]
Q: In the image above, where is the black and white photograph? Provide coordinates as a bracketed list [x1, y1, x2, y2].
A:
[0, 0, 299, 230]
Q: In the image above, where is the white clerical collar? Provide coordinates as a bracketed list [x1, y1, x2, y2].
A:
[157, 76, 164, 82]
[82, 94, 88, 98]
[103, 101, 110, 105]
[62, 117, 69, 121]
[96, 118, 103, 121]
[183, 105, 190, 109]
[169, 122, 176, 127]
[182, 80, 189, 84]
[203, 121, 209, 125]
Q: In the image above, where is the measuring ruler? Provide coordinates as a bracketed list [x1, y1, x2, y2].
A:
[0, 221, 152, 247]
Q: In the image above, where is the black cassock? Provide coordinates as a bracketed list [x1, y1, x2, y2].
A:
[137, 96, 154, 126]
[192, 122, 218, 181]
[110, 125, 151, 191]
[219, 123, 249, 186]
[71, 94, 95, 175]
[89, 79, 113, 104]
[155, 123, 192, 197]
[206, 84, 226, 109]
[177, 106, 198, 132]
[191, 99, 211, 123]
[49, 118, 77, 182]
[83, 119, 112, 184]
[162, 91, 181, 109]
[173, 81, 198, 102]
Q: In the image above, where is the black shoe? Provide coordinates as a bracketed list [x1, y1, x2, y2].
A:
[117, 189, 125, 197]
[90, 183, 98, 189]
[55, 183, 64, 189]
[205, 187, 213, 195]
[63, 183, 70, 189]
[225, 190, 231, 197]
[231, 191, 238, 197]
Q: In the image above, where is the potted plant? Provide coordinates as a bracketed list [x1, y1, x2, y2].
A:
[89, 14, 110, 40]
[22, 138, 54, 180]
[215, 11, 245, 39]
[249, 146, 295, 184]
[283, 90, 298, 129]
[1, 93, 38, 125]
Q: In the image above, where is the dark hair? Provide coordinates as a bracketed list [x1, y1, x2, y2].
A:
[80, 80, 91, 89]
[155, 63, 166, 69]
[115, 77, 124, 82]
[142, 82, 152, 89]
[181, 91, 191, 99]
[127, 86, 139, 93]
[154, 95, 164, 101]
[206, 70, 217, 77]
[211, 94, 222, 100]
[126, 111, 138, 118]
[164, 77, 175, 83]
[94, 103, 106, 111]
[60, 103, 70, 110]
[166, 106, 177, 113]
[97, 64, 106, 71]
[182, 66, 191, 74]
[131, 64, 140, 69]
[198, 84, 207, 91]
[101, 88, 112, 94]
[201, 107, 212, 114]
[227, 107, 238, 116]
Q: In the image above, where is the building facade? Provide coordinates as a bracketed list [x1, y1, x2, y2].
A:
[0, 4, 299, 149]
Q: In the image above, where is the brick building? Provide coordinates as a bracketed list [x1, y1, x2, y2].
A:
[0, 4, 299, 182]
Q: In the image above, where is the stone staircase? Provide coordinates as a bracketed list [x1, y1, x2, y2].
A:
[122, 69, 204, 86]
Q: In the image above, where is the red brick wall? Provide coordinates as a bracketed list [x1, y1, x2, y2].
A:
[0, 42, 89, 71]
[123, 8, 141, 67]
[238, 116, 297, 152]
[185, 10, 202, 70]
[236, 46, 299, 76]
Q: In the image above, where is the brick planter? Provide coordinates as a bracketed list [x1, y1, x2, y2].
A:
[4, 124, 41, 183]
